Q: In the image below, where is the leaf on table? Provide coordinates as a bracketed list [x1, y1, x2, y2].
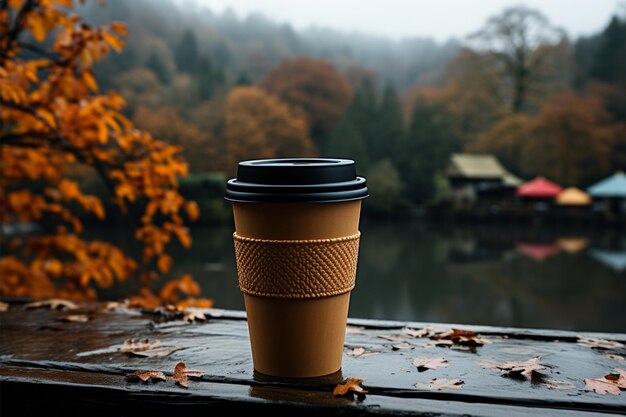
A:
[402, 327, 448, 339]
[425, 339, 454, 348]
[25, 299, 78, 311]
[120, 339, 161, 353]
[606, 354, 625, 362]
[102, 300, 129, 311]
[171, 362, 205, 388]
[391, 343, 414, 351]
[543, 379, 576, 390]
[0, 302, 9, 312]
[346, 347, 380, 358]
[584, 378, 621, 395]
[577, 337, 624, 350]
[176, 297, 214, 309]
[415, 378, 464, 391]
[182, 310, 207, 323]
[412, 357, 449, 372]
[126, 370, 167, 383]
[57, 314, 90, 323]
[378, 334, 408, 342]
[480, 357, 545, 380]
[333, 378, 368, 397]
[432, 328, 491, 347]
[346, 325, 366, 335]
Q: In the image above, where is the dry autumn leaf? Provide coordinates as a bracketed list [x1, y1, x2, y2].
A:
[333, 378, 368, 397]
[415, 378, 464, 391]
[0, 302, 8, 312]
[425, 340, 454, 348]
[57, 314, 90, 323]
[25, 299, 78, 311]
[606, 354, 625, 362]
[346, 347, 380, 358]
[543, 379, 576, 390]
[171, 362, 205, 388]
[391, 343, 414, 351]
[413, 357, 449, 372]
[126, 370, 167, 383]
[182, 311, 207, 323]
[480, 357, 545, 380]
[584, 378, 621, 395]
[120, 339, 161, 353]
[402, 327, 430, 338]
[433, 329, 491, 346]
[378, 334, 408, 342]
[577, 337, 625, 350]
[102, 300, 129, 311]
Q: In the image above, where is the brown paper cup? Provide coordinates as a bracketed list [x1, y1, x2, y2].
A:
[233, 200, 362, 377]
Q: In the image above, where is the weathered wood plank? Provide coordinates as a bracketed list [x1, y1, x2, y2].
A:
[0, 304, 625, 416]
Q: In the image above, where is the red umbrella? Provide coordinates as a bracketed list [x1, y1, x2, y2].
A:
[516, 243, 561, 261]
[516, 177, 563, 198]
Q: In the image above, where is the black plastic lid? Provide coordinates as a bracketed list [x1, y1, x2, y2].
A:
[225, 158, 368, 203]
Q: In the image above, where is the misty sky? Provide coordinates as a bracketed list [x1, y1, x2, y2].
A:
[185, 0, 621, 41]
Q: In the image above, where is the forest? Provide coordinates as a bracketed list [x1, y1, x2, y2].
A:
[79, 0, 625, 216]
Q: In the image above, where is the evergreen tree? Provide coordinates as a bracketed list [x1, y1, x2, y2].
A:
[346, 78, 379, 165]
[375, 83, 404, 160]
[175, 28, 199, 73]
[325, 115, 368, 168]
[145, 50, 172, 85]
[195, 55, 214, 100]
[399, 98, 459, 204]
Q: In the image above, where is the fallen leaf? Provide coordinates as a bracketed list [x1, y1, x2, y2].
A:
[57, 314, 90, 323]
[425, 339, 454, 348]
[543, 379, 576, 390]
[120, 339, 161, 353]
[433, 328, 491, 346]
[182, 310, 207, 323]
[25, 299, 78, 311]
[403, 327, 448, 339]
[584, 378, 621, 395]
[378, 334, 408, 342]
[577, 337, 624, 350]
[333, 378, 368, 397]
[102, 300, 129, 311]
[412, 357, 449, 372]
[175, 297, 214, 309]
[346, 347, 380, 358]
[171, 362, 205, 388]
[126, 370, 167, 383]
[480, 357, 545, 380]
[346, 325, 366, 335]
[415, 378, 463, 391]
[402, 327, 429, 338]
[606, 354, 625, 362]
[391, 343, 414, 351]
[0, 302, 8, 312]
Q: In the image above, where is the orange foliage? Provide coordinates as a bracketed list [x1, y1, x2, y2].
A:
[225, 86, 316, 171]
[0, 0, 200, 302]
[260, 58, 352, 137]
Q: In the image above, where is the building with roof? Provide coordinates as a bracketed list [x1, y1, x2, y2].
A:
[587, 171, 626, 217]
[445, 154, 523, 207]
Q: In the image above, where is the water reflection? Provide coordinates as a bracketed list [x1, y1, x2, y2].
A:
[97, 220, 626, 333]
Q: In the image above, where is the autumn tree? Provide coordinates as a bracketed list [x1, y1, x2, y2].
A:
[0, 0, 205, 305]
[468, 114, 531, 175]
[469, 6, 567, 113]
[521, 91, 620, 185]
[225, 86, 316, 171]
[259, 58, 352, 142]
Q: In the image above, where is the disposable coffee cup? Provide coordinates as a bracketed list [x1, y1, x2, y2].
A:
[226, 158, 368, 378]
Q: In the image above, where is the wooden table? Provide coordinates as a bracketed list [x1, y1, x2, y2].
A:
[1, 302, 625, 416]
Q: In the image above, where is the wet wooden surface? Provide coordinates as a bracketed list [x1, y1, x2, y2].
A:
[0, 302, 625, 416]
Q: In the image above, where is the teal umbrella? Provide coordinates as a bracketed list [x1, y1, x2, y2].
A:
[587, 171, 626, 198]
[588, 249, 626, 272]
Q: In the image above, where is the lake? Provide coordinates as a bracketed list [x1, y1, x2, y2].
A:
[99, 219, 626, 333]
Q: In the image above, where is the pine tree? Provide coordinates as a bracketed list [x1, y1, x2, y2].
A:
[175, 28, 199, 73]
[145, 50, 172, 85]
